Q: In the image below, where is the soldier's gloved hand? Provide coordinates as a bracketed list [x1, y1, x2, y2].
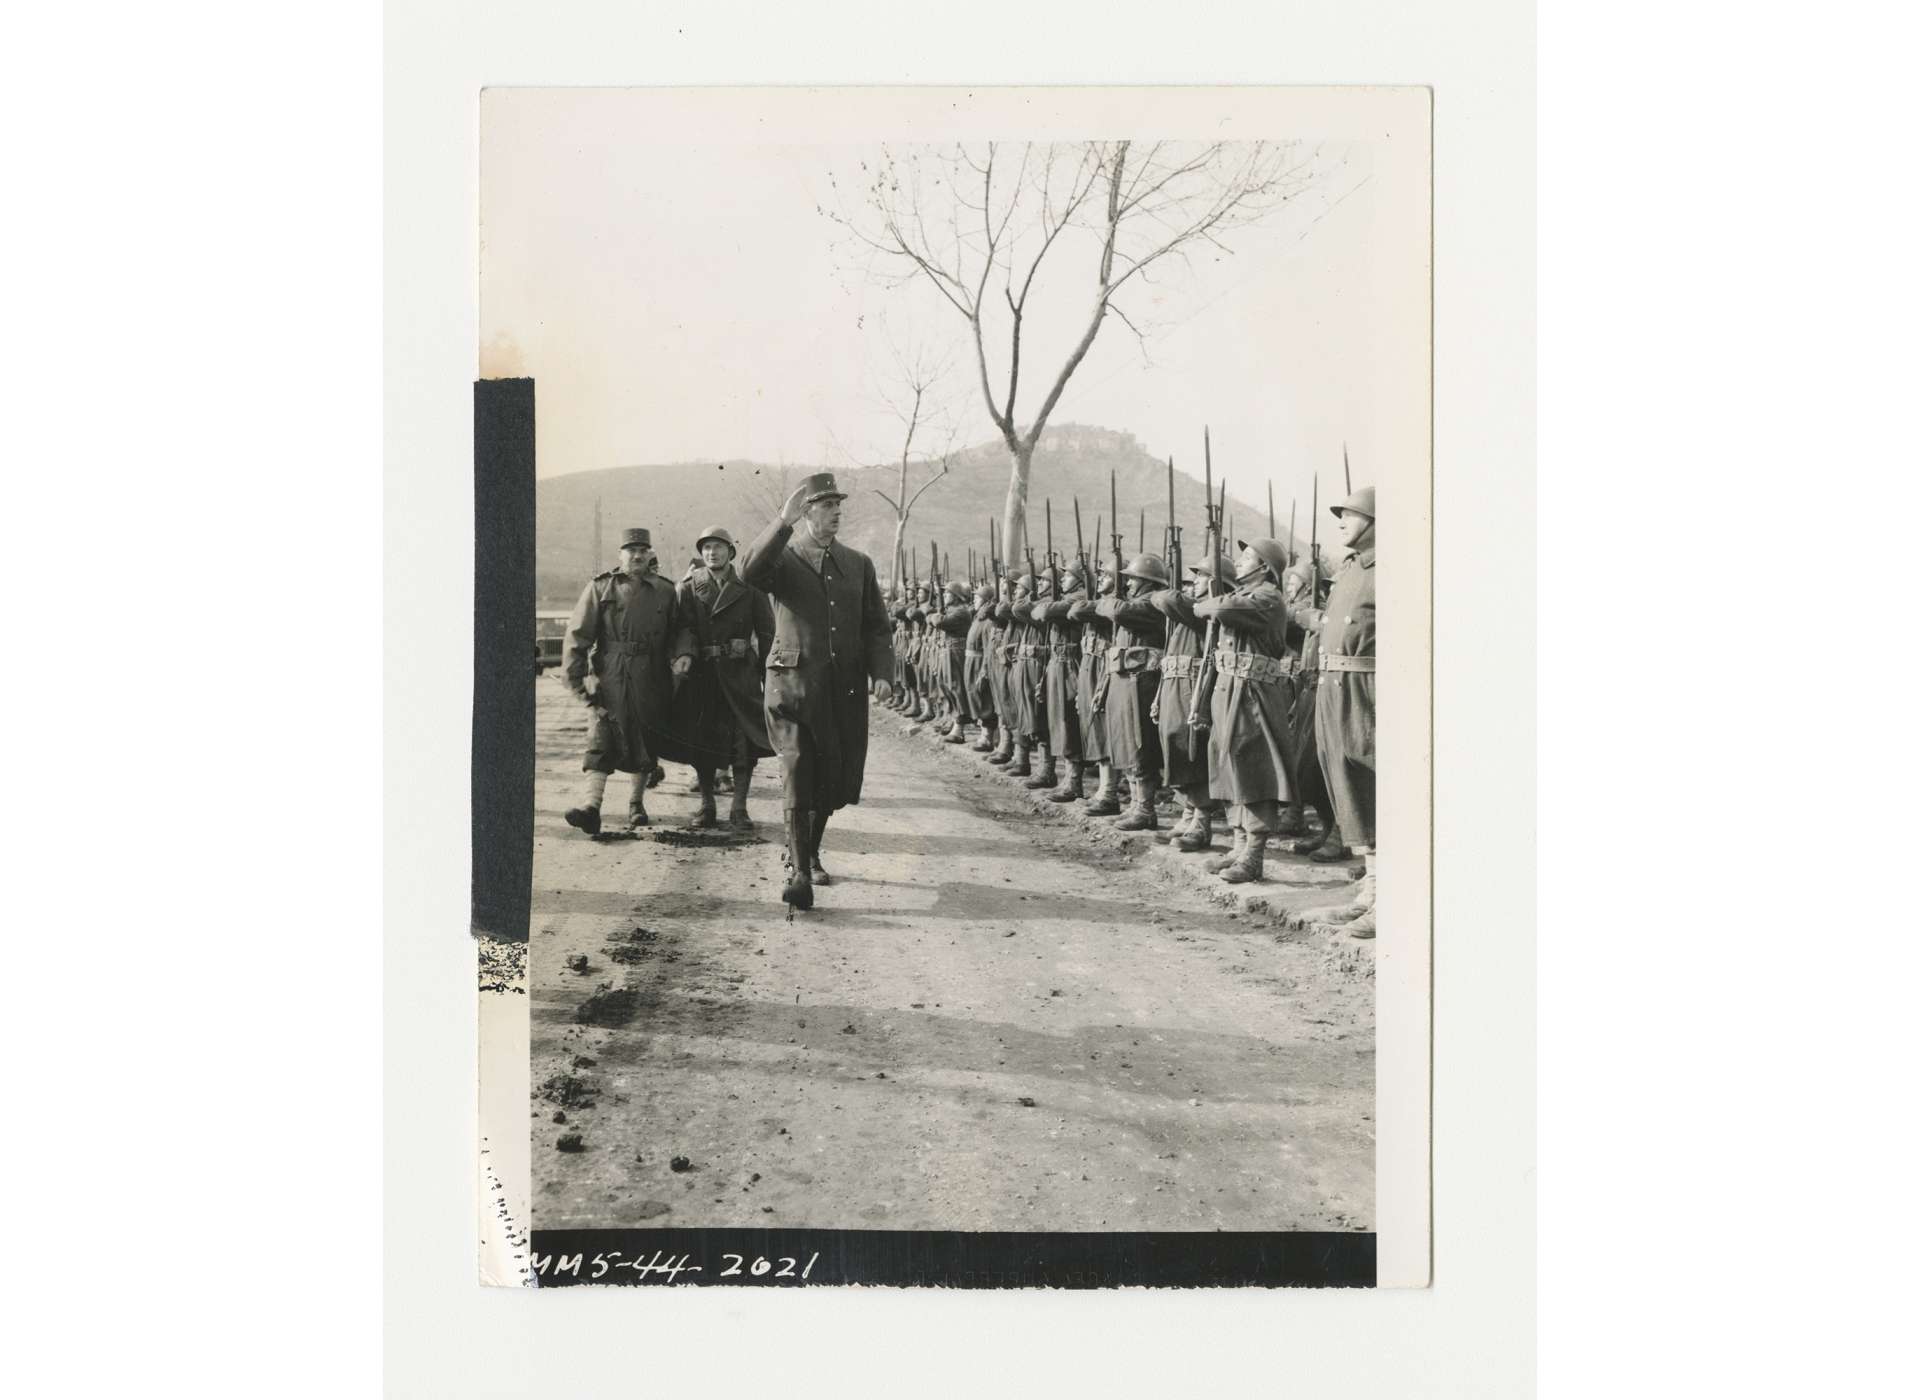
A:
[671, 655, 693, 677]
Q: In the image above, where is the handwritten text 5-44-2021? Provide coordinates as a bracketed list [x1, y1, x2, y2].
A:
[532, 1249, 820, 1284]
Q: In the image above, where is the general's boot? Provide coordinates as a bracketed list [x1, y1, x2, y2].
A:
[687, 773, 719, 829]
[1023, 746, 1058, 790]
[1176, 806, 1217, 853]
[1115, 779, 1159, 831]
[807, 810, 833, 886]
[727, 765, 755, 833]
[780, 814, 813, 911]
[563, 805, 602, 837]
[1221, 838, 1266, 884]
[1271, 803, 1306, 838]
[1007, 743, 1032, 778]
[1047, 765, 1086, 802]
[1205, 828, 1249, 874]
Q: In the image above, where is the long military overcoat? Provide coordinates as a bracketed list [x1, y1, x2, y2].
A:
[662, 562, 775, 767]
[1038, 593, 1084, 760]
[1194, 579, 1295, 805]
[964, 606, 997, 722]
[1094, 592, 1165, 774]
[740, 519, 894, 811]
[1148, 588, 1214, 792]
[1314, 546, 1376, 845]
[1067, 597, 1112, 763]
[934, 603, 973, 713]
[563, 568, 679, 774]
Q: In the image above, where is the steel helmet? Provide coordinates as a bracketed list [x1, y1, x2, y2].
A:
[1236, 537, 1292, 580]
[1120, 552, 1171, 587]
[694, 524, 736, 554]
[1329, 486, 1375, 520]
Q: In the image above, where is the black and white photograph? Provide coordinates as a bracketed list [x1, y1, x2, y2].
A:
[472, 85, 1432, 1288]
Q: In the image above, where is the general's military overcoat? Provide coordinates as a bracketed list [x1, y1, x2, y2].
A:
[740, 519, 895, 811]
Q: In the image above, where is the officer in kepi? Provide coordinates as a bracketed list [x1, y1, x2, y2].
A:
[740, 473, 896, 911]
[562, 527, 687, 835]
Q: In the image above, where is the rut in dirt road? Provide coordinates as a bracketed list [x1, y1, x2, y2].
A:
[528, 676, 1373, 1234]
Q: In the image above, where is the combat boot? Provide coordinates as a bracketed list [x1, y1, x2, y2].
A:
[1221, 837, 1266, 884]
[971, 723, 997, 753]
[1176, 806, 1216, 853]
[1343, 909, 1376, 940]
[1006, 742, 1032, 777]
[1308, 832, 1355, 864]
[780, 812, 813, 911]
[1115, 778, 1159, 831]
[727, 765, 755, 833]
[687, 772, 718, 829]
[1162, 803, 1195, 844]
[915, 696, 935, 722]
[944, 719, 969, 744]
[1271, 803, 1306, 838]
[987, 729, 1014, 764]
[1048, 764, 1086, 802]
[1023, 745, 1057, 790]
[563, 805, 602, 837]
[1205, 828, 1248, 873]
[626, 789, 650, 829]
[1082, 762, 1119, 815]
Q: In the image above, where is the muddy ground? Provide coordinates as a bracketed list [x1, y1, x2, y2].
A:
[517, 673, 1373, 1233]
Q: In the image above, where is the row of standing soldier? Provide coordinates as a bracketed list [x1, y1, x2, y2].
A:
[881, 478, 1377, 938]
[555, 470, 1374, 935]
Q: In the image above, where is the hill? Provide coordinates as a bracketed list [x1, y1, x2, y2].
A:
[533, 424, 1299, 606]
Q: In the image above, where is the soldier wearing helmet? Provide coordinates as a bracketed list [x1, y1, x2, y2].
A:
[662, 525, 776, 832]
[1148, 559, 1229, 855]
[561, 527, 686, 835]
[1067, 563, 1119, 814]
[1313, 486, 1377, 937]
[927, 579, 972, 743]
[983, 574, 1020, 767]
[1002, 569, 1049, 778]
[1030, 563, 1089, 800]
[1094, 552, 1170, 830]
[963, 579, 1001, 754]
[1191, 536, 1298, 884]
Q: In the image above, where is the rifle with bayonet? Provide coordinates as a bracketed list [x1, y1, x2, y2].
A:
[1166, 455, 1184, 587]
[1109, 471, 1124, 596]
[1268, 482, 1276, 538]
[1073, 497, 1090, 595]
[1045, 498, 1061, 606]
[1187, 427, 1227, 732]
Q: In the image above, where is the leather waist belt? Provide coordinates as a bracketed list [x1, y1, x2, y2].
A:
[700, 639, 753, 660]
[1159, 653, 1202, 679]
[1106, 644, 1164, 672]
[1052, 643, 1082, 658]
[1214, 650, 1294, 684]
[965, 648, 986, 657]
[1320, 653, 1375, 674]
[1017, 644, 1051, 658]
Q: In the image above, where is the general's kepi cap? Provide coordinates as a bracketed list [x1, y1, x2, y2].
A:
[619, 527, 653, 550]
[796, 472, 847, 503]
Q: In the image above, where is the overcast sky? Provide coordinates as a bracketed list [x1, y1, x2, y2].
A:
[480, 94, 1420, 514]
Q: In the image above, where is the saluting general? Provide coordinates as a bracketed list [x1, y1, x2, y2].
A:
[740, 472, 896, 912]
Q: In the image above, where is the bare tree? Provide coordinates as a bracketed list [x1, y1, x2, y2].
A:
[732, 459, 802, 525]
[826, 141, 1336, 559]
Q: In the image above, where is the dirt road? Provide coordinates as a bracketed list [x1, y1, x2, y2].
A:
[527, 675, 1374, 1233]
